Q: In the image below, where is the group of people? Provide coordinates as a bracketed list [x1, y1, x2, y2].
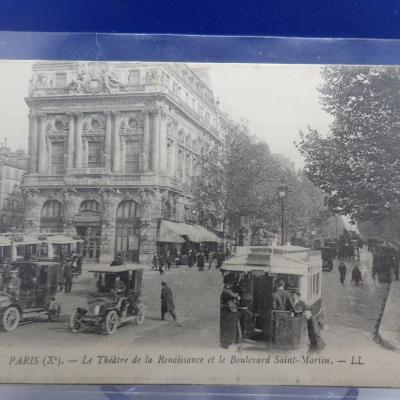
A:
[338, 261, 363, 286]
[272, 279, 325, 352]
[220, 277, 325, 352]
[152, 246, 232, 275]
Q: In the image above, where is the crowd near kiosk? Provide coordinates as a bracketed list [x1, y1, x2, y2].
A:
[220, 245, 322, 350]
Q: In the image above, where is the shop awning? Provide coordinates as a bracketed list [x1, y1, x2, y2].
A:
[158, 221, 222, 244]
[158, 221, 186, 244]
[186, 224, 221, 243]
[46, 235, 83, 244]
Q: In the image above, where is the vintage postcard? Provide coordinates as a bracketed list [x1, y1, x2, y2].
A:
[0, 60, 398, 387]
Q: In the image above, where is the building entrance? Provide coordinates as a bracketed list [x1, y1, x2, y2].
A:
[76, 226, 101, 261]
[115, 200, 141, 263]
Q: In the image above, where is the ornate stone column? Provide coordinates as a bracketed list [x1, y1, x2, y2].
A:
[46, 137, 52, 174]
[142, 110, 150, 171]
[28, 113, 38, 173]
[159, 111, 167, 175]
[150, 110, 160, 172]
[112, 111, 121, 172]
[74, 112, 83, 168]
[104, 111, 112, 170]
[67, 112, 75, 171]
[38, 114, 48, 174]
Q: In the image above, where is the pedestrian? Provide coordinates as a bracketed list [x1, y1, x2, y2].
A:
[220, 276, 241, 348]
[292, 290, 307, 316]
[166, 250, 172, 271]
[197, 251, 205, 271]
[208, 251, 214, 270]
[351, 265, 362, 286]
[63, 259, 73, 293]
[272, 279, 296, 312]
[303, 306, 325, 352]
[76, 254, 83, 274]
[338, 261, 347, 285]
[160, 281, 177, 321]
[152, 252, 159, 271]
[58, 262, 65, 291]
[216, 251, 224, 269]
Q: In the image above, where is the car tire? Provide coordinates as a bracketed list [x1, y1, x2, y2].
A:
[1, 306, 20, 332]
[48, 300, 61, 322]
[105, 310, 119, 335]
[70, 308, 82, 333]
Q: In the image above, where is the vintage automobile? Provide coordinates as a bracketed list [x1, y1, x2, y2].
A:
[0, 261, 61, 332]
[220, 245, 323, 350]
[320, 246, 335, 272]
[69, 266, 145, 335]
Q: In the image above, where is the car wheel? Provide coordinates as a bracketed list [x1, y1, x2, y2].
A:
[48, 300, 61, 322]
[136, 307, 145, 325]
[1, 306, 20, 332]
[105, 310, 119, 335]
[70, 308, 82, 333]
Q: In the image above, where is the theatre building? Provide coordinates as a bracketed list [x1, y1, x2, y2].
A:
[21, 62, 223, 263]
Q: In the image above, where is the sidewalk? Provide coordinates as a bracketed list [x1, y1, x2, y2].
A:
[378, 280, 400, 350]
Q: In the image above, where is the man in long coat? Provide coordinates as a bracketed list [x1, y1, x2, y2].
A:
[338, 261, 347, 285]
[272, 280, 296, 312]
[63, 260, 73, 293]
[161, 281, 176, 321]
[304, 307, 325, 352]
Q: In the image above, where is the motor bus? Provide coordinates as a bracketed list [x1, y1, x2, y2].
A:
[220, 244, 322, 350]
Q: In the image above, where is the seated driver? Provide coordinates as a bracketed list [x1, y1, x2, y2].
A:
[7, 270, 21, 299]
[113, 276, 128, 316]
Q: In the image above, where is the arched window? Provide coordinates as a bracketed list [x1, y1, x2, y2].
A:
[40, 200, 63, 232]
[41, 200, 63, 218]
[79, 199, 101, 215]
[162, 201, 172, 220]
[116, 200, 138, 219]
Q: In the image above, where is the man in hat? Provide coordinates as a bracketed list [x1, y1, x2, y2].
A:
[292, 290, 307, 316]
[338, 261, 347, 285]
[304, 306, 325, 352]
[272, 279, 296, 312]
[160, 281, 177, 321]
[351, 265, 362, 286]
[7, 270, 21, 299]
[63, 258, 74, 293]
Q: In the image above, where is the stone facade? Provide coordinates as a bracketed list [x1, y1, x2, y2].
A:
[0, 146, 27, 232]
[22, 62, 223, 263]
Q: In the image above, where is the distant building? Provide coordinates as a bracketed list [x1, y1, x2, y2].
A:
[271, 153, 296, 173]
[0, 145, 27, 232]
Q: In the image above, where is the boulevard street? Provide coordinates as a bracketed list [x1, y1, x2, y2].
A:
[0, 248, 393, 355]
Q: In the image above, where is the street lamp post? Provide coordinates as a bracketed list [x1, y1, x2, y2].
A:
[277, 185, 288, 246]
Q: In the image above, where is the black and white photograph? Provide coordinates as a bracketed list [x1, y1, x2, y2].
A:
[0, 60, 399, 386]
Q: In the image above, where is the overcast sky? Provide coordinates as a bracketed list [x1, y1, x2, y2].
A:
[0, 61, 331, 167]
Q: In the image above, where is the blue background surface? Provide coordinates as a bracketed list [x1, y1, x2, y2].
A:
[0, 0, 399, 39]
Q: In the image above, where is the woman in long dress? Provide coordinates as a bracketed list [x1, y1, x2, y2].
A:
[220, 280, 240, 348]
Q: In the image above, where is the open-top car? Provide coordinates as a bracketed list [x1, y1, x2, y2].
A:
[69, 266, 145, 335]
[0, 261, 61, 332]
